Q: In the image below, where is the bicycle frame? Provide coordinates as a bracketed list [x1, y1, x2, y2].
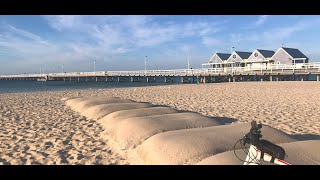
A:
[244, 145, 291, 165]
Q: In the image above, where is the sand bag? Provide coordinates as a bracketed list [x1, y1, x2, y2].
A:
[99, 107, 179, 131]
[82, 103, 151, 120]
[197, 140, 320, 165]
[65, 97, 124, 111]
[72, 98, 134, 112]
[138, 123, 296, 165]
[111, 112, 222, 148]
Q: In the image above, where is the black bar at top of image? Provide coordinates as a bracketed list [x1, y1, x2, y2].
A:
[0, 0, 319, 15]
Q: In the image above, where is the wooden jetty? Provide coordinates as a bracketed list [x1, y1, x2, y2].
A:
[1, 64, 320, 83]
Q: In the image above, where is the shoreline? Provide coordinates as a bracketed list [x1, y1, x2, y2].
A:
[2, 80, 318, 94]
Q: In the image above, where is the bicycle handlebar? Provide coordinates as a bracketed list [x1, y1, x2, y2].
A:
[242, 121, 286, 161]
[242, 120, 263, 146]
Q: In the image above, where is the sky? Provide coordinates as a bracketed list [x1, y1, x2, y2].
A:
[0, 15, 320, 74]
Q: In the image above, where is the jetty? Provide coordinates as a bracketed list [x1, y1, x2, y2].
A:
[1, 63, 320, 83]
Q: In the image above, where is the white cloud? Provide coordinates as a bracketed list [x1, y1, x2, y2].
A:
[91, 24, 127, 47]
[131, 23, 179, 47]
[255, 15, 269, 26]
[182, 21, 222, 37]
[43, 15, 223, 48]
[201, 36, 223, 48]
[43, 15, 83, 31]
[114, 47, 128, 54]
[262, 18, 320, 41]
[228, 17, 320, 51]
[116, 15, 151, 28]
[6, 25, 50, 46]
[242, 15, 269, 30]
[1, 16, 227, 73]
[7, 25, 39, 41]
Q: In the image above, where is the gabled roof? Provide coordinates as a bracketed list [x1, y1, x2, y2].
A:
[235, 51, 252, 59]
[216, 53, 231, 61]
[256, 49, 275, 58]
[281, 47, 308, 59]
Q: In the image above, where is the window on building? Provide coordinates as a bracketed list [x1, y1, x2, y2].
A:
[277, 61, 281, 64]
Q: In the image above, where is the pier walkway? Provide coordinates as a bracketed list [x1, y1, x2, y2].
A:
[1, 63, 320, 83]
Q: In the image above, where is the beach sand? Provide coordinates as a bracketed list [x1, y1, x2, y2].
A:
[0, 92, 127, 165]
[0, 81, 319, 164]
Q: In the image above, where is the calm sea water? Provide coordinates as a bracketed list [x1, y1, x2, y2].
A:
[1, 75, 317, 93]
[0, 80, 176, 93]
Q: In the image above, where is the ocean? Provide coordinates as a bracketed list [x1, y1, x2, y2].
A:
[1, 74, 318, 93]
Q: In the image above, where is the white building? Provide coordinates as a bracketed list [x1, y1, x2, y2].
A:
[246, 49, 275, 70]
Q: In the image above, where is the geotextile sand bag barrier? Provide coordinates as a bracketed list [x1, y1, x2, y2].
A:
[138, 123, 296, 165]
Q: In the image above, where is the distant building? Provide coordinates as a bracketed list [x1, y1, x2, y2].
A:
[271, 47, 309, 65]
[227, 51, 252, 67]
[205, 52, 231, 68]
[201, 47, 309, 71]
[246, 49, 275, 69]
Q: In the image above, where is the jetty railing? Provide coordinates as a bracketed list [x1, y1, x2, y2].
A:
[1, 62, 320, 79]
[49, 71, 106, 77]
[105, 68, 225, 76]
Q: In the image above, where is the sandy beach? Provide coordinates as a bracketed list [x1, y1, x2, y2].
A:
[1, 81, 320, 165]
[0, 92, 127, 165]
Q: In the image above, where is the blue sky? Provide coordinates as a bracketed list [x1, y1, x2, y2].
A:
[0, 15, 320, 74]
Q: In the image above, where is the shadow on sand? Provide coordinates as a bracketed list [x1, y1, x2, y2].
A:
[209, 116, 237, 124]
[291, 134, 320, 141]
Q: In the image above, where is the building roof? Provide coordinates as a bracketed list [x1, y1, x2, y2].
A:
[216, 53, 231, 60]
[235, 51, 252, 59]
[256, 49, 275, 58]
[282, 47, 308, 59]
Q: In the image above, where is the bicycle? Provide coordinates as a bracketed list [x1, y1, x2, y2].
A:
[234, 120, 291, 165]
